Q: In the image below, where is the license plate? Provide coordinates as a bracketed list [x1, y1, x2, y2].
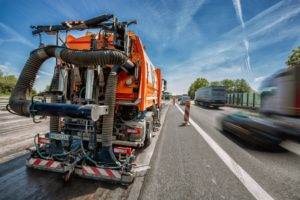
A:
[49, 133, 70, 141]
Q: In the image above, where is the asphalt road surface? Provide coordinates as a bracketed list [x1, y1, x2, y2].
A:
[0, 105, 169, 200]
[0, 103, 299, 200]
[139, 104, 300, 200]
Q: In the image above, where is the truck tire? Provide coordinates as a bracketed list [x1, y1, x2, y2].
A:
[145, 121, 153, 147]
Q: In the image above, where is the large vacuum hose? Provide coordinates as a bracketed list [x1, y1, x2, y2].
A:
[102, 71, 117, 147]
[9, 45, 133, 117]
[49, 67, 60, 132]
[97, 69, 120, 167]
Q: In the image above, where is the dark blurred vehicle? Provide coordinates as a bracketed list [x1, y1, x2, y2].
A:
[221, 113, 282, 149]
[194, 86, 226, 108]
[179, 95, 191, 105]
[221, 66, 300, 150]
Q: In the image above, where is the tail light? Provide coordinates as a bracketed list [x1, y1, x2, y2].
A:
[126, 127, 142, 135]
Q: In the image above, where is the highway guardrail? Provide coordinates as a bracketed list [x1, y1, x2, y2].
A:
[226, 92, 261, 109]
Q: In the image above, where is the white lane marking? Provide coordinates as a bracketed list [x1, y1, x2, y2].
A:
[280, 140, 300, 156]
[176, 104, 274, 200]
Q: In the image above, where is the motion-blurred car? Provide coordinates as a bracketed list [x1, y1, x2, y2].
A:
[221, 66, 300, 150]
[221, 113, 283, 149]
[179, 95, 191, 105]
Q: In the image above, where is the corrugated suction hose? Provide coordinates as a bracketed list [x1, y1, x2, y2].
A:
[49, 67, 60, 132]
[9, 45, 133, 116]
[97, 69, 120, 167]
[101, 71, 117, 147]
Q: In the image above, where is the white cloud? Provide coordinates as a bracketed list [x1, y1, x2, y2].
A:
[252, 75, 268, 90]
[44, 0, 81, 19]
[226, 0, 300, 39]
[0, 22, 34, 47]
[254, 76, 267, 83]
[232, 0, 252, 72]
[174, 0, 205, 34]
[0, 63, 19, 76]
[232, 0, 245, 28]
[167, 0, 300, 94]
[39, 70, 52, 77]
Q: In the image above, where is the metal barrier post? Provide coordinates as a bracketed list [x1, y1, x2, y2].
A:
[241, 93, 243, 107]
[246, 93, 249, 107]
[173, 97, 175, 106]
[253, 93, 255, 108]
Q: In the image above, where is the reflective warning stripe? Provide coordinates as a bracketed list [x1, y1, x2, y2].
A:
[33, 158, 42, 165]
[184, 101, 191, 124]
[45, 160, 54, 168]
[113, 147, 133, 155]
[81, 165, 121, 179]
[99, 168, 109, 177]
[111, 169, 121, 179]
[91, 167, 100, 176]
[105, 169, 114, 177]
[28, 158, 61, 169]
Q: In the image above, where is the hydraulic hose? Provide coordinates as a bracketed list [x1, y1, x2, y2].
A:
[9, 45, 133, 117]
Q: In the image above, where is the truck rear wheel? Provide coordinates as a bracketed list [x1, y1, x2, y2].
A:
[145, 121, 153, 146]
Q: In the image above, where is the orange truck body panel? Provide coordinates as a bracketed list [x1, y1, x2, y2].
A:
[65, 31, 162, 111]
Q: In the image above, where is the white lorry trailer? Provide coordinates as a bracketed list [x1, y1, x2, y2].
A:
[260, 66, 300, 117]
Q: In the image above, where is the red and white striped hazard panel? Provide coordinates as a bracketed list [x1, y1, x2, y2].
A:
[27, 158, 63, 171]
[114, 147, 133, 156]
[80, 166, 121, 180]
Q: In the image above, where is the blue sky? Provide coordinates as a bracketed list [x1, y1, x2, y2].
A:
[0, 0, 299, 94]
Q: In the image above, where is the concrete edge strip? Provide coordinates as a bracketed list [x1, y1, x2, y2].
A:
[128, 102, 170, 200]
[175, 104, 274, 200]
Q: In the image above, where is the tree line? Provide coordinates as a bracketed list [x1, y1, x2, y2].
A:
[188, 78, 251, 99]
[0, 70, 18, 96]
[0, 70, 37, 96]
